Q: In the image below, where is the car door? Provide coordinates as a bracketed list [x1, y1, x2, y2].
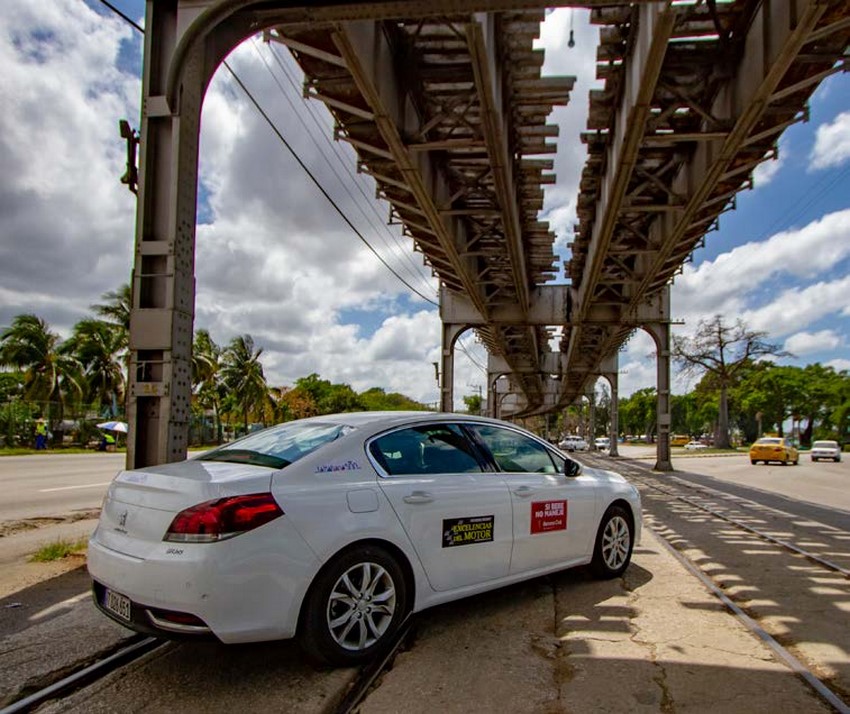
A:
[466, 424, 598, 574]
[370, 423, 512, 592]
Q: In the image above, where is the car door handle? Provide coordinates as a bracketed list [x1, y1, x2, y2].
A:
[512, 486, 535, 497]
[403, 491, 434, 504]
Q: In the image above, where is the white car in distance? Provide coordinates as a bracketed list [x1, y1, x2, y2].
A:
[810, 440, 841, 462]
[558, 435, 589, 452]
[594, 437, 611, 451]
[88, 412, 641, 666]
[683, 441, 708, 450]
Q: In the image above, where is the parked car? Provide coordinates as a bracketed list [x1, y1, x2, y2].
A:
[89, 412, 641, 666]
[810, 440, 841, 462]
[749, 437, 799, 465]
[594, 437, 610, 451]
[558, 435, 589, 452]
[683, 441, 707, 451]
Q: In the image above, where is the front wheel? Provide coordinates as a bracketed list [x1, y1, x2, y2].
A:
[590, 505, 634, 579]
[751, 459, 757, 465]
[299, 545, 408, 667]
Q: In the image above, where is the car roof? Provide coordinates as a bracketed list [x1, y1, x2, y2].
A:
[287, 411, 532, 431]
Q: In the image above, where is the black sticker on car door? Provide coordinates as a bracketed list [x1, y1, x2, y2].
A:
[442, 515, 494, 547]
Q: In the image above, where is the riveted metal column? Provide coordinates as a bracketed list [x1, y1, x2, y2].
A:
[599, 352, 619, 457]
[644, 288, 672, 471]
[440, 322, 466, 413]
[126, 2, 203, 468]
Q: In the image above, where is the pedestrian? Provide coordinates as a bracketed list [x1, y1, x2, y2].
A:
[35, 419, 48, 450]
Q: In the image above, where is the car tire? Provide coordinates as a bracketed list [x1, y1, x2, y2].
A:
[299, 544, 409, 667]
[590, 505, 634, 579]
[750, 459, 756, 465]
[812, 457, 818, 462]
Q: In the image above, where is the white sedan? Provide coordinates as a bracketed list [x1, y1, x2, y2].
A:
[810, 440, 841, 462]
[683, 441, 708, 450]
[89, 412, 641, 666]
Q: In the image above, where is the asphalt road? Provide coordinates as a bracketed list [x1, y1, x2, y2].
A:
[0, 453, 125, 523]
[613, 444, 850, 523]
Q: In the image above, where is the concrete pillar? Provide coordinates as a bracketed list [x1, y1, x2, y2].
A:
[587, 390, 596, 442]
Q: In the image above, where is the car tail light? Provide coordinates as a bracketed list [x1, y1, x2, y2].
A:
[164, 493, 283, 543]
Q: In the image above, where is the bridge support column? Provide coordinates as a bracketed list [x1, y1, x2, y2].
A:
[587, 390, 596, 442]
[600, 353, 620, 457]
[644, 320, 672, 472]
[440, 322, 466, 412]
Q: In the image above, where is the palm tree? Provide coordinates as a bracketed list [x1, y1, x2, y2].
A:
[220, 334, 269, 436]
[193, 329, 224, 443]
[91, 284, 131, 405]
[62, 319, 125, 415]
[92, 284, 131, 336]
[0, 314, 83, 432]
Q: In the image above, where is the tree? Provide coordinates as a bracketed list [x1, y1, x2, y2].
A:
[62, 319, 125, 414]
[619, 388, 657, 441]
[220, 334, 269, 435]
[192, 329, 224, 443]
[462, 393, 482, 415]
[673, 316, 786, 449]
[0, 314, 83, 433]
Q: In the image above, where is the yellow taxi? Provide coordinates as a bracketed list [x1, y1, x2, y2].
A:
[749, 437, 799, 465]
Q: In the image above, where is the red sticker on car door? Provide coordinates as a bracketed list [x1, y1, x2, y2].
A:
[531, 500, 567, 534]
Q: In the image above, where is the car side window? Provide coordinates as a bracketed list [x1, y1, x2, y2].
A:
[467, 425, 559, 474]
[370, 424, 484, 476]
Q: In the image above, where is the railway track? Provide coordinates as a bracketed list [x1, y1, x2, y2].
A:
[0, 620, 416, 714]
[581, 451, 850, 713]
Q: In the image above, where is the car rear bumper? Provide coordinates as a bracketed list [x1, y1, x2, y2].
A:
[87, 519, 320, 644]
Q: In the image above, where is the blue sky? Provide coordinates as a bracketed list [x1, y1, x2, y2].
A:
[0, 1, 848, 408]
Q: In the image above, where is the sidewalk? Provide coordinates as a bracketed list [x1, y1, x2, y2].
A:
[360, 526, 831, 713]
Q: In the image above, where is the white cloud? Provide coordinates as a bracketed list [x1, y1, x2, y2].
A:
[673, 208, 850, 321]
[752, 147, 786, 187]
[0, 0, 140, 328]
[783, 329, 843, 355]
[739, 276, 850, 338]
[810, 110, 850, 171]
[826, 358, 850, 372]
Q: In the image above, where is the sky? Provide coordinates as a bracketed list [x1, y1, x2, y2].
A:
[0, 1, 848, 410]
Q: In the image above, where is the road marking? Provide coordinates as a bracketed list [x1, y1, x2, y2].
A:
[39, 482, 111, 493]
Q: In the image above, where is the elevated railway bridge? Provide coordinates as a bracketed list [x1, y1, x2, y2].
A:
[126, 0, 850, 470]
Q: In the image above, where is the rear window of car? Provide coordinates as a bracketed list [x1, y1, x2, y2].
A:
[813, 441, 837, 448]
[198, 422, 354, 469]
[755, 438, 781, 444]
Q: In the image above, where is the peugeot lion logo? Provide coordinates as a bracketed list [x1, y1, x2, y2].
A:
[117, 510, 128, 528]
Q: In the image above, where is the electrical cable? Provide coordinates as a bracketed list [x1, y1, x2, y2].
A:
[222, 61, 438, 306]
[99, 0, 439, 307]
[251, 38, 438, 298]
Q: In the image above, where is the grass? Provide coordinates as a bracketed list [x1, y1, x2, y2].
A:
[29, 537, 89, 562]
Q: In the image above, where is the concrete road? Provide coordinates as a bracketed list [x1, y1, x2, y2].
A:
[0, 453, 125, 523]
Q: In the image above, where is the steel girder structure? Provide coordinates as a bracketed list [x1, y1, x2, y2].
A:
[271, 12, 572, 413]
[561, 0, 850, 412]
[127, 0, 575, 467]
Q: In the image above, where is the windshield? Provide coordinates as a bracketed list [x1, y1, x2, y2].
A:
[756, 438, 781, 444]
[199, 422, 354, 469]
[813, 441, 837, 448]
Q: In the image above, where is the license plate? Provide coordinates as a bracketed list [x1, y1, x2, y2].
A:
[104, 589, 131, 621]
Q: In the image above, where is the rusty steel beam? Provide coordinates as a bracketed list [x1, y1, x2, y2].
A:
[628, 0, 831, 310]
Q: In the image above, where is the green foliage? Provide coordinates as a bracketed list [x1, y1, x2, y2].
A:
[462, 393, 483, 415]
[29, 537, 88, 562]
[360, 387, 426, 411]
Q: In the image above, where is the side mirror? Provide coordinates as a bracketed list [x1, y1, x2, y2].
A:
[564, 459, 582, 478]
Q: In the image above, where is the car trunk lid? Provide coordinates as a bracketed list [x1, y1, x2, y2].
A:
[93, 460, 276, 559]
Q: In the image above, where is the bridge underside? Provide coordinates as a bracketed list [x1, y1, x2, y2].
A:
[125, 0, 849, 467]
